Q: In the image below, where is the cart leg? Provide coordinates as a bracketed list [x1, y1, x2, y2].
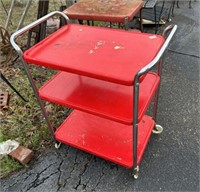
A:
[19, 58, 56, 142]
[132, 165, 140, 179]
[152, 60, 162, 122]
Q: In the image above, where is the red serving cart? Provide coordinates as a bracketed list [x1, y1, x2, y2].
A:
[11, 11, 177, 179]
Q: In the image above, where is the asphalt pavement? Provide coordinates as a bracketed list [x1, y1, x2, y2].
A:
[1, 1, 199, 191]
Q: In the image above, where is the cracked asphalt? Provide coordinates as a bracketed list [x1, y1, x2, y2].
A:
[1, 1, 199, 192]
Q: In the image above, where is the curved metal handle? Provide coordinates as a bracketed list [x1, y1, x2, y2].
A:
[136, 24, 177, 78]
[132, 24, 177, 171]
[10, 11, 70, 55]
[162, 24, 176, 38]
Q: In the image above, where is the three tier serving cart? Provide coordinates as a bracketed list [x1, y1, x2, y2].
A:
[11, 11, 177, 179]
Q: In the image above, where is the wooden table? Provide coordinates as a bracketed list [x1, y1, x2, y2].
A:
[63, 0, 144, 30]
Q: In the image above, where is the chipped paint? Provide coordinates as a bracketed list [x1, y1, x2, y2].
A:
[96, 40, 105, 46]
[88, 50, 94, 54]
[149, 35, 157, 39]
[114, 45, 124, 50]
[79, 28, 83, 31]
[89, 40, 106, 53]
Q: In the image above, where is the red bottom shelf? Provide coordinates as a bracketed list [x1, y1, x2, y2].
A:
[55, 110, 154, 168]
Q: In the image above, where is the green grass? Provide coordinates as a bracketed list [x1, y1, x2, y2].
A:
[0, 0, 70, 178]
[0, 156, 23, 178]
[0, 68, 55, 178]
[0, 65, 68, 178]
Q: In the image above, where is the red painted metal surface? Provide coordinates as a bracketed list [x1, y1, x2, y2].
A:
[39, 71, 160, 124]
[55, 110, 154, 168]
[24, 24, 164, 85]
[63, 0, 144, 23]
[22, 21, 164, 169]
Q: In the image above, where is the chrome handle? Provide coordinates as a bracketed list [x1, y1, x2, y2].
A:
[136, 24, 177, 77]
[10, 11, 69, 55]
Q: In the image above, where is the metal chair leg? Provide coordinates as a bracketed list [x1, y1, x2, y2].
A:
[154, 4, 157, 34]
[189, 0, 192, 8]
[167, 0, 176, 20]
[177, 0, 180, 8]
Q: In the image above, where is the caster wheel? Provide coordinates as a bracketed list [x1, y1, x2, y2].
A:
[55, 142, 61, 149]
[133, 173, 139, 179]
[153, 124, 163, 134]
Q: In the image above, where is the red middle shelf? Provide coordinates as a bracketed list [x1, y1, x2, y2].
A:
[39, 71, 160, 124]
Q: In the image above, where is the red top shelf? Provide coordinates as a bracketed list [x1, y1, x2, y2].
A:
[24, 24, 164, 85]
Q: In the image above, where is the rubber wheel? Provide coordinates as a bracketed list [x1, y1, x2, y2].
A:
[55, 142, 61, 149]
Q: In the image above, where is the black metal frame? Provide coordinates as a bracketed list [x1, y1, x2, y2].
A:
[1, 72, 27, 102]
[142, 0, 168, 33]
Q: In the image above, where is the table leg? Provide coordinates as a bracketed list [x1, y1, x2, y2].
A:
[124, 17, 129, 30]
[139, 9, 143, 32]
[78, 20, 83, 24]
